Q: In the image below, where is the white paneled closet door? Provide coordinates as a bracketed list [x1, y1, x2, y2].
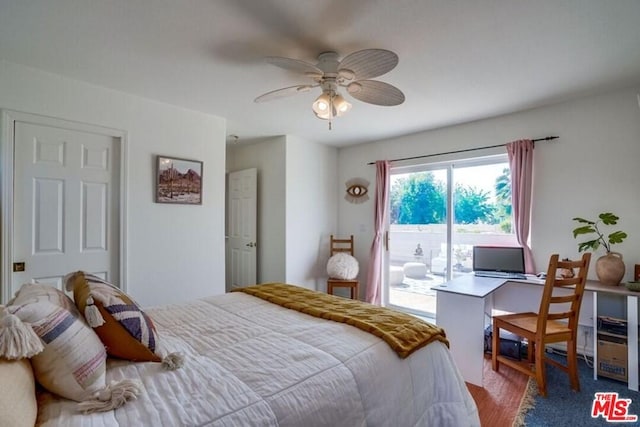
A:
[11, 120, 120, 295]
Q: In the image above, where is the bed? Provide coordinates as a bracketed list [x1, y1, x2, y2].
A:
[2, 278, 480, 427]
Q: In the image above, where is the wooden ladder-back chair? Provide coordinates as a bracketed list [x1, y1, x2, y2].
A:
[491, 252, 591, 396]
[327, 235, 359, 299]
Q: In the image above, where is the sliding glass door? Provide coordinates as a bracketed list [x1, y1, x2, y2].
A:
[385, 155, 517, 319]
[387, 166, 449, 317]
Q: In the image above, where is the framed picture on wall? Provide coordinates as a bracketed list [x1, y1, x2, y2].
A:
[155, 155, 203, 205]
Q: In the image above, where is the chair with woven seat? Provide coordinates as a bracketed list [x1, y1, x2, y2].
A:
[491, 252, 591, 397]
[327, 235, 359, 299]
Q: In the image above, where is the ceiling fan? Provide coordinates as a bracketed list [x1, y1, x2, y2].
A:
[254, 49, 405, 128]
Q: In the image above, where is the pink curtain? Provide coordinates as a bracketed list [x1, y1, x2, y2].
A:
[507, 139, 536, 273]
[366, 160, 390, 305]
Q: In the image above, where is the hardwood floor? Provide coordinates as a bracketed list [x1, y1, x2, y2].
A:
[466, 355, 530, 427]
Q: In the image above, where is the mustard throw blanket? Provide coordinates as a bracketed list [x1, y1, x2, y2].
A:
[234, 283, 448, 358]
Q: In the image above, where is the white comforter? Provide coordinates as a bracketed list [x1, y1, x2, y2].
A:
[37, 292, 480, 427]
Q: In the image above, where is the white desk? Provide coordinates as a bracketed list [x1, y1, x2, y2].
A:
[434, 275, 639, 390]
[433, 275, 513, 387]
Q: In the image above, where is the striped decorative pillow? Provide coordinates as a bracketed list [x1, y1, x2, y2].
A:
[66, 272, 162, 362]
[7, 283, 108, 402]
[7, 281, 75, 311]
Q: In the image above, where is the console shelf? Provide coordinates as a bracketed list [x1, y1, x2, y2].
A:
[591, 282, 639, 391]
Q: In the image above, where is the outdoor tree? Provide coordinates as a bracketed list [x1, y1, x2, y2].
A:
[494, 168, 512, 232]
[391, 169, 512, 226]
[389, 177, 405, 224]
[453, 184, 497, 224]
[391, 172, 446, 224]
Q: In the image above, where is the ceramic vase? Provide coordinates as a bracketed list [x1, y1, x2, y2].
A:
[595, 251, 625, 286]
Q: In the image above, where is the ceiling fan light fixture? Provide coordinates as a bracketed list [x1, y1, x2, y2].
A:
[333, 94, 352, 115]
[312, 91, 352, 121]
[312, 93, 332, 118]
[257, 49, 403, 128]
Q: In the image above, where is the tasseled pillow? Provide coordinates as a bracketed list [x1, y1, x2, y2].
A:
[65, 271, 184, 369]
[2, 283, 141, 413]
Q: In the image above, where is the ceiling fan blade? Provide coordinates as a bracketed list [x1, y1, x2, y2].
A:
[254, 85, 314, 103]
[338, 49, 399, 80]
[265, 56, 323, 75]
[346, 80, 405, 106]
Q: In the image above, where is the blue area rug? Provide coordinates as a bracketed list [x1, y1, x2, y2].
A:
[520, 352, 640, 426]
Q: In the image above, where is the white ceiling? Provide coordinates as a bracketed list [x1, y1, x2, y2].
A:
[1, 0, 639, 147]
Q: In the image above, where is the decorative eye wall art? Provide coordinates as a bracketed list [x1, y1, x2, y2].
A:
[344, 178, 370, 204]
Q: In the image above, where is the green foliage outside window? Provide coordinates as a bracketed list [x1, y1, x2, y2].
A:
[390, 168, 513, 229]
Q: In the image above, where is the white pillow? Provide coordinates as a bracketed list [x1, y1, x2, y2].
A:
[5, 283, 142, 413]
[7, 284, 108, 402]
[327, 253, 359, 280]
[0, 358, 37, 427]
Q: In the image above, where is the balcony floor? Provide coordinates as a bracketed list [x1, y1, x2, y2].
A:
[389, 275, 445, 317]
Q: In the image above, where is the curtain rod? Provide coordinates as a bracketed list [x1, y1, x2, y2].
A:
[366, 136, 559, 165]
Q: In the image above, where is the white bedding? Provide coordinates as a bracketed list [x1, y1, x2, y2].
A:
[36, 292, 480, 426]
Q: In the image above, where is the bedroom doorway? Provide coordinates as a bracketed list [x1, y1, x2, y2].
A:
[1, 110, 126, 302]
[226, 168, 257, 289]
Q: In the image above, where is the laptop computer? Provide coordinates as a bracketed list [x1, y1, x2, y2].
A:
[472, 246, 527, 280]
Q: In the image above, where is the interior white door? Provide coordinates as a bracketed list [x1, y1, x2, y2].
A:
[12, 121, 120, 294]
[227, 168, 257, 289]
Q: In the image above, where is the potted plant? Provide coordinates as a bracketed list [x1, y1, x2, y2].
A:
[572, 212, 628, 285]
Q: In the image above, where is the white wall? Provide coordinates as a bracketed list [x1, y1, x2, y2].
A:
[338, 86, 640, 287]
[226, 135, 338, 290]
[226, 137, 287, 284]
[285, 136, 338, 290]
[0, 60, 227, 307]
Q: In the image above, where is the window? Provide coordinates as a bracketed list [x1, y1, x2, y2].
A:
[386, 155, 517, 318]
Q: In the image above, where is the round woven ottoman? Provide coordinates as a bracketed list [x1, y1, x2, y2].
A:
[403, 262, 427, 279]
[389, 266, 404, 286]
